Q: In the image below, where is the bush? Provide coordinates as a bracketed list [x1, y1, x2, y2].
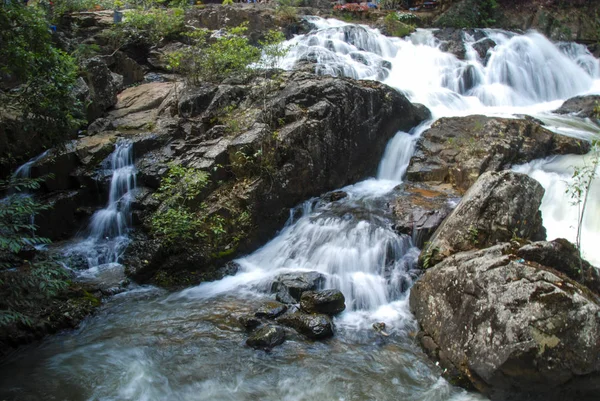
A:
[435, 0, 499, 28]
[167, 23, 262, 84]
[105, 7, 186, 48]
[383, 12, 416, 38]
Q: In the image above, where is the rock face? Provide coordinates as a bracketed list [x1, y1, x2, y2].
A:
[553, 95, 600, 120]
[246, 325, 286, 350]
[300, 289, 346, 315]
[277, 312, 334, 340]
[420, 171, 545, 268]
[106, 82, 176, 130]
[410, 243, 600, 401]
[406, 115, 589, 193]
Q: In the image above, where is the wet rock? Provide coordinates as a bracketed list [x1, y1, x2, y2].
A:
[271, 272, 326, 303]
[410, 243, 600, 401]
[238, 314, 262, 331]
[420, 171, 546, 268]
[471, 37, 496, 63]
[246, 325, 286, 350]
[434, 28, 466, 60]
[323, 191, 348, 202]
[407, 115, 590, 193]
[81, 57, 123, 122]
[300, 289, 346, 316]
[392, 182, 460, 248]
[553, 95, 600, 120]
[277, 312, 334, 340]
[255, 301, 288, 319]
[516, 239, 600, 296]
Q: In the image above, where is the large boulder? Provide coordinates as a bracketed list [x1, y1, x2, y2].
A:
[81, 57, 124, 122]
[300, 289, 346, 315]
[553, 95, 600, 121]
[406, 115, 590, 193]
[410, 243, 600, 401]
[420, 171, 545, 268]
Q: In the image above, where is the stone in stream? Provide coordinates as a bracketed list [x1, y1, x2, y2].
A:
[238, 314, 262, 331]
[271, 272, 326, 304]
[255, 301, 288, 319]
[277, 312, 334, 340]
[553, 94, 600, 120]
[300, 290, 346, 316]
[246, 325, 286, 350]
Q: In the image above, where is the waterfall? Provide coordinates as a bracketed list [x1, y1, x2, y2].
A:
[64, 141, 136, 269]
[12, 150, 50, 180]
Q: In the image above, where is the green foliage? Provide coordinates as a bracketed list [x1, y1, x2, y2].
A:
[258, 30, 289, 70]
[106, 7, 185, 48]
[168, 23, 261, 84]
[566, 138, 599, 254]
[0, 177, 71, 330]
[222, 0, 234, 4]
[151, 165, 210, 244]
[0, 3, 84, 153]
[275, 0, 299, 23]
[71, 43, 102, 63]
[384, 12, 416, 38]
[435, 0, 498, 28]
[0, 178, 51, 260]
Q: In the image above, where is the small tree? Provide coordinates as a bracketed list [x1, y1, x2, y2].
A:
[565, 102, 600, 272]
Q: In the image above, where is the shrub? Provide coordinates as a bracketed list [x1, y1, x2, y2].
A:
[167, 23, 261, 84]
[383, 12, 416, 38]
[106, 7, 186, 48]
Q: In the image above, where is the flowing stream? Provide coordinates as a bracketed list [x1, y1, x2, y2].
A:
[1, 18, 599, 401]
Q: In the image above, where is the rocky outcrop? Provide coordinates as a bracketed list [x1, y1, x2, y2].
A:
[410, 243, 600, 401]
[300, 289, 345, 315]
[553, 95, 600, 121]
[122, 70, 429, 285]
[406, 115, 589, 193]
[420, 170, 545, 268]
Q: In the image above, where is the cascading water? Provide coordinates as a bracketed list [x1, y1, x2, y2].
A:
[1, 17, 599, 401]
[64, 141, 136, 271]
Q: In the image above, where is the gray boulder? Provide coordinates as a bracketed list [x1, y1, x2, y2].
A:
[553, 95, 600, 121]
[255, 301, 288, 319]
[410, 243, 600, 401]
[420, 171, 545, 268]
[300, 289, 346, 315]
